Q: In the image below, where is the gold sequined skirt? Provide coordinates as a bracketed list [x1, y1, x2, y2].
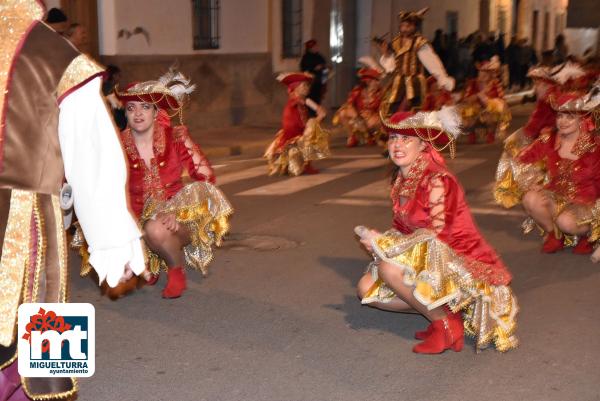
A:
[74, 181, 233, 277]
[362, 228, 519, 352]
[265, 118, 330, 176]
[460, 99, 511, 135]
[494, 128, 545, 209]
[140, 181, 233, 275]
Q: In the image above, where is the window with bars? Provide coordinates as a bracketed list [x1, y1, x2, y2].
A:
[282, 0, 302, 58]
[192, 0, 220, 50]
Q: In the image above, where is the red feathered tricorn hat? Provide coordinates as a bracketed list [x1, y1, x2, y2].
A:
[357, 68, 381, 81]
[276, 72, 313, 91]
[382, 107, 464, 157]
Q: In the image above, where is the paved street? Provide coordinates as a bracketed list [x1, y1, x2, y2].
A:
[73, 111, 600, 401]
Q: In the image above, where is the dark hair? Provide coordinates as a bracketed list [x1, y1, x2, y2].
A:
[45, 8, 67, 23]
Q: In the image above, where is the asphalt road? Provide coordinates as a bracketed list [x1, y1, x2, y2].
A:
[73, 110, 600, 401]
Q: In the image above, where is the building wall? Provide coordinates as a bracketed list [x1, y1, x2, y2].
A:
[370, 0, 480, 42]
[98, 0, 269, 56]
[516, 0, 568, 51]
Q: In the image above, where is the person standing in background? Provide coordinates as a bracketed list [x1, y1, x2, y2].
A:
[300, 39, 328, 114]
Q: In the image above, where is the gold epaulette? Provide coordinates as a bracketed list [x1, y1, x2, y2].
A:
[57, 54, 105, 100]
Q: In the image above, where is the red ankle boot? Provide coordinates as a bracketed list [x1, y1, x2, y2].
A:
[302, 163, 319, 175]
[162, 267, 187, 299]
[415, 308, 461, 340]
[486, 131, 495, 144]
[414, 324, 433, 340]
[542, 232, 564, 253]
[468, 132, 477, 144]
[413, 317, 464, 354]
[573, 236, 593, 254]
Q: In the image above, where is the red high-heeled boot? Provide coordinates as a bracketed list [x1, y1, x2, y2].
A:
[414, 324, 433, 340]
[145, 272, 159, 286]
[415, 308, 461, 340]
[573, 236, 593, 254]
[541, 232, 564, 253]
[486, 131, 495, 144]
[413, 317, 464, 354]
[162, 267, 187, 299]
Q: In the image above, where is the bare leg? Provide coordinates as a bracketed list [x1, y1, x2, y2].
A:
[357, 273, 415, 312]
[555, 211, 590, 236]
[377, 261, 447, 322]
[522, 190, 555, 232]
[143, 213, 191, 267]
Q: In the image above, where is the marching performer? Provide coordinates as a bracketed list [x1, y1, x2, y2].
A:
[376, 7, 454, 116]
[0, 0, 144, 399]
[356, 107, 518, 353]
[421, 76, 454, 111]
[265, 72, 329, 176]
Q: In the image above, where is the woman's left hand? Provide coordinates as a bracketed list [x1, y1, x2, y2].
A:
[359, 229, 381, 252]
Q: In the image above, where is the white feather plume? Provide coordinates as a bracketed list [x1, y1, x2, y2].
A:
[358, 56, 383, 73]
[550, 61, 586, 85]
[157, 66, 195, 101]
[435, 106, 463, 139]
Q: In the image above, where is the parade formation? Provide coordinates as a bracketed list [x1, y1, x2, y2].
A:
[1, 1, 599, 400]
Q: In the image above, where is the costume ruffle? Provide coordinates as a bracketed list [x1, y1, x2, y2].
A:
[494, 128, 545, 208]
[75, 181, 232, 277]
[140, 181, 233, 275]
[363, 228, 519, 352]
[265, 118, 330, 176]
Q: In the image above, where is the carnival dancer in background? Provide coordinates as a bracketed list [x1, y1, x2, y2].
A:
[116, 70, 232, 298]
[421, 76, 454, 111]
[460, 56, 511, 144]
[494, 61, 593, 210]
[74, 69, 233, 299]
[265, 72, 329, 176]
[333, 66, 383, 147]
[497, 87, 600, 256]
[494, 64, 561, 208]
[355, 107, 518, 354]
[376, 7, 454, 116]
[0, 1, 145, 399]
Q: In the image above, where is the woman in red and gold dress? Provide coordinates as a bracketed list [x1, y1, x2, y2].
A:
[495, 61, 591, 209]
[513, 90, 600, 255]
[265, 72, 329, 176]
[356, 107, 518, 353]
[333, 68, 383, 147]
[114, 71, 233, 298]
[460, 56, 511, 144]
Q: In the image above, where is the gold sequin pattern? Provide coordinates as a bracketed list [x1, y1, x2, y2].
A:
[364, 228, 519, 352]
[266, 119, 330, 176]
[140, 181, 233, 275]
[494, 129, 545, 209]
[57, 54, 104, 100]
[0, 0, 43, 163]
[0, 189, 34, 346]
[52, 195, 69, 302]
